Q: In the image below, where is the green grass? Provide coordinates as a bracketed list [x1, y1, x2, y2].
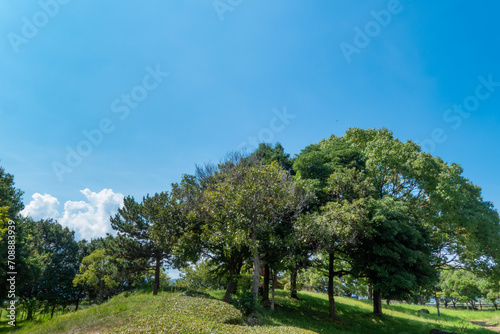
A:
[0, 291, 176, 334]
[1, 290, 499, 333]
[273, 292, 496, 333]
[209, 290, 499, 334]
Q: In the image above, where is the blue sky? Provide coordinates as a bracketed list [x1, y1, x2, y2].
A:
[1, 1, 500, 244]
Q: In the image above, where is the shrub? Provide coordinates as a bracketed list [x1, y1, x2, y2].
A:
[229, 291, 257, 315]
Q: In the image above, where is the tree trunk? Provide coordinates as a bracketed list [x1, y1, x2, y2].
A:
[251, 230, 261, 301]
[271, 268, 276, 311]
[153, 254, 161, 296]
[479, 300, 482, 310]
[223, 264, 238, 302]
[493, 302, 497, 311]
[290, 267, 299, 299]
[231, 259, 244, 296]
[373, 289, 383, 315]
[368, 283, 373, 301]
[223, 280, 237, 302]
[27, 303, 34, 321]
[51, 304, 56, 319]
[434, 286, 441, 317]
[328, 251, 336, 319]
[444, 300, 448, 309]
[75, 298, 80, 312]
[98, 283, 104, 304]
[262, 264, 270, 302]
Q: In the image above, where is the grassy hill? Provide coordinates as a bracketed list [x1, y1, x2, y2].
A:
[1, 290, 499, 333]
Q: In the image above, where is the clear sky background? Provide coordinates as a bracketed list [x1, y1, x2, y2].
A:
[2, 1, 500, 247]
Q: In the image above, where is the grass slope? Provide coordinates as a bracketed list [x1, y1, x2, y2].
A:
[244, 291, 499, 334]
[1, 290, 499, 333]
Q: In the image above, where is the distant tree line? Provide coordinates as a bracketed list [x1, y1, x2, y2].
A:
[1, 128, 500, 321]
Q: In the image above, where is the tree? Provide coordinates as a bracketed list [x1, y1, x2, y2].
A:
[439, 270, 459, 308]
[351, 197, 437, 314]
[293, 135, 363, 207]
[15, 218, 47, 320]
[427, 161, 500, 273]
[0, 205, 9, 241]
[282, 228, 317, 299]
[203, 161, 302, 301]
[0, 167, 24, 219]
[248, 143, 314, 305]
[71, 240, 93, 311]
[297, 198, 369, 318]
[343, 127, 499, 314]
[440, 270, 482, 310]
[70, 236, 132, 306]
[248, 142, 293, 172]
[293, 136, 366, 316]
[293, 128, 499, 316]
[37, 220, 79, 318]
[481, 276, 500, 310]
[14, 218, 80, 320]
[171, 163, 250, 302]
[317, 167, 375, 318]
[144, 191, 184, 294]
[110, 191, 183, 296]
[0, 167, 24, 304]
[177, 260, 224, 290]
[73, 249, 121, 303]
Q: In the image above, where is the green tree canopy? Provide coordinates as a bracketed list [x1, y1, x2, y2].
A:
[0, 166, 24, 303]
[202, 160, 304, 301]
[110, 191, 183, 295]
[73, 249, 121, 304]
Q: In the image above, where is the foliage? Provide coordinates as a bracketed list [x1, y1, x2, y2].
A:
[3, 127, 500, 325]
[481, 276, 500, 310]
[73, 249, 121, 303]
[201, 160, 303, 300]
[294, 137, 369, 318]
[229, 290, 257, 315]
[14, 218, 80, 320]
[248, 142, 294, 172]
[0, 205, 9, 241]
[0, 166, 24, 219]
[439, 270, 482, 309]
[133, 268, 173, 291]
[176, 260, 225, 290]
[110, 191, 183, 295]
[293, 135, 363, 206]
[0, 166, 24, 304]
[343, 128, 500, 271]
[352, 197, 438, 300]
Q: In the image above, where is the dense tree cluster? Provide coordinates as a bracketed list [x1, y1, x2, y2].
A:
[2, 128, 500, 321]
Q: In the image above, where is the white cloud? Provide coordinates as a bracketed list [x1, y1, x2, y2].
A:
[21, 189, 124, 240]
[21, 193, 60, 219]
